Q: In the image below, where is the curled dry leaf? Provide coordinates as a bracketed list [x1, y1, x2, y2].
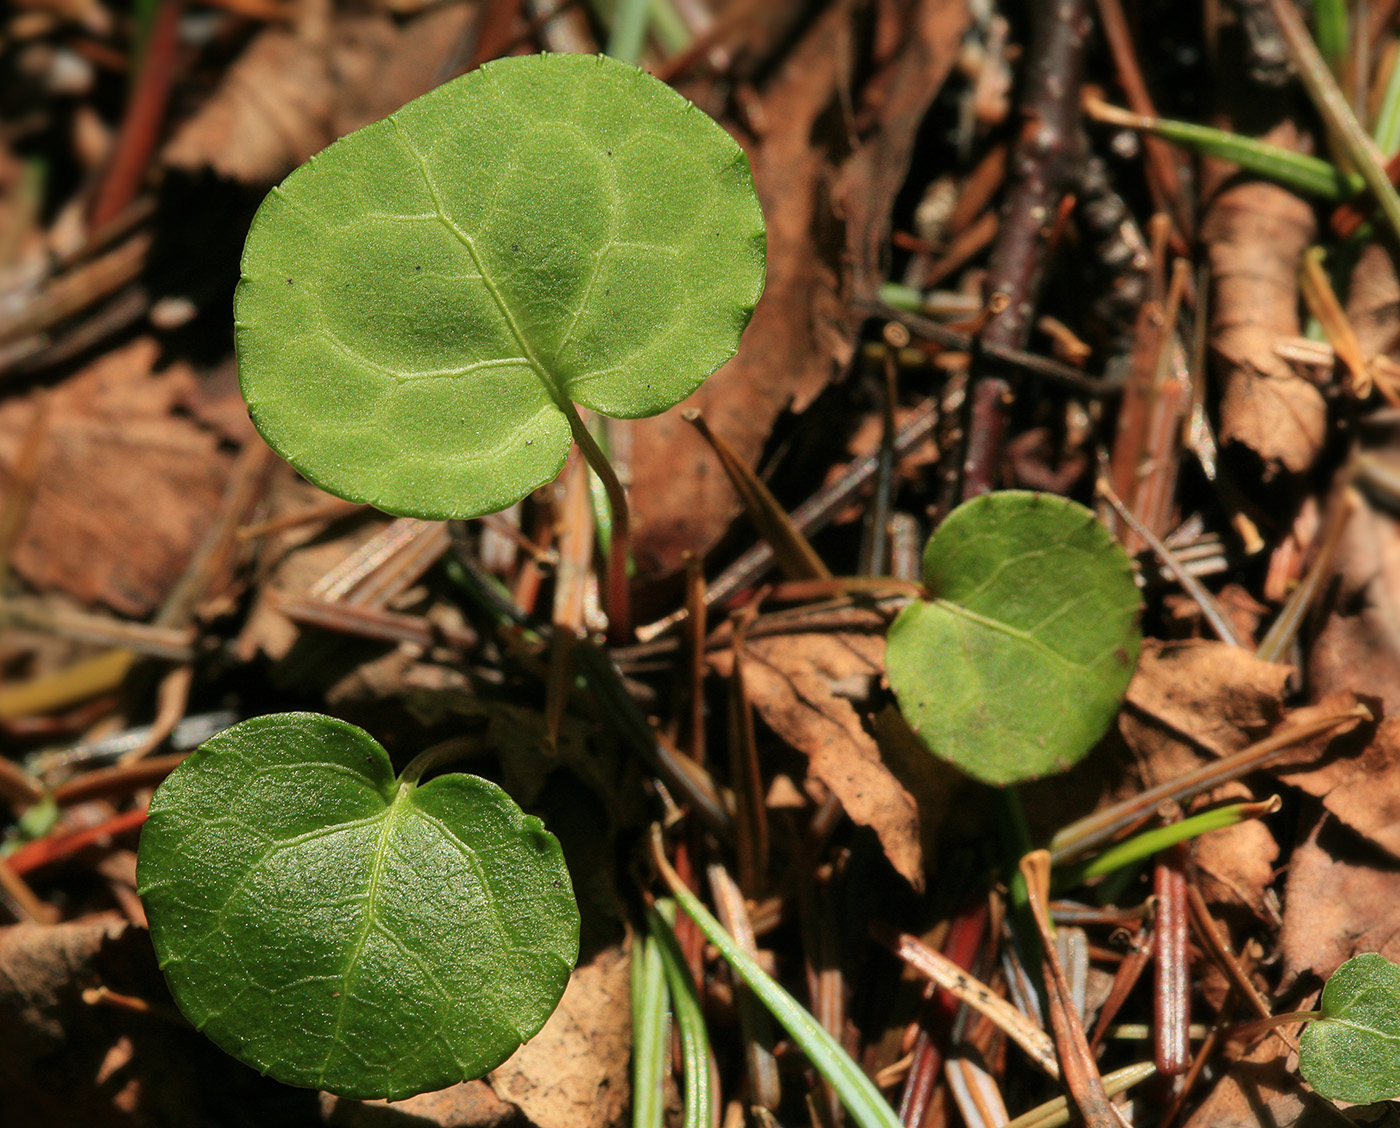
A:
[487, 943, 631, 1128]
[1124, 639, 1291, 755]
[1272, 707, 1398, 860]
[1201, 123, 1325, 477]
[712, 631, 948, 889]
[0, 337, 233, 617]
[1346, 241, 1400, 360]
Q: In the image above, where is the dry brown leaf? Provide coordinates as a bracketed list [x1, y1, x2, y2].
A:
[1280, 810, 1400, 984]
[0, 916, 305, 1127]
[1346, 240, 1400, 360]
[1124, 639, 1291, 756]
[1120, 640, 1292, 922]
[321, 1082, 519, 1128]
[1201, 123, 1325, 476]
[163, 4, 474, 184]
[1274, 715, 1400, 861]
[1307, 497, 1400, 718]
[0, 337, 234, 616]
[630, 0, 968, 577]
[712, 632, 929, 888]
[488, 943, 630, 1128]
[1179, 1035, 1321, 1128]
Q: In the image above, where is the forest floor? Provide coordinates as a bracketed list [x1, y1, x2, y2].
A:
[2, 0, 1399, 1126]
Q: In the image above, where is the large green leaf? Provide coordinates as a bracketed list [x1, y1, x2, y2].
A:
[1300, 953, 1400, 1104]
[886, 491, 1141, 786]
[136, 713, 579, 1100]
[234, 52, 766, 519]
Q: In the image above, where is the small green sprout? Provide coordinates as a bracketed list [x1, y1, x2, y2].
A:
[234, 51, 765, 632]
[1299, 953, 1400, 1104]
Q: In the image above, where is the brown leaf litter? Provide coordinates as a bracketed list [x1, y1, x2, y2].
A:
[629, 0, 968, 577]
[1201, 122, 1325, 477]
[0, 337, 235, 617]
[711, 625, 955, 889]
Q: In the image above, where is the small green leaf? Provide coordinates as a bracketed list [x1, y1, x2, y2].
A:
[136, 713, 579, 1100]
[1300, 953, 1400, 1104]
[235, 52, 765, 520]
[886, 491, 1141, 786]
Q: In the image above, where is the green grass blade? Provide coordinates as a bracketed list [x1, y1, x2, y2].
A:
[631, 924, 671, 1128]
[652, 830, 903, 1128]
[1374, 49, 1400, 156]
[647, 902, 713, 1128]
[1268, 0, 1400, 246]
[1057, 797, 1281, 887]
[1094, 106, 1361, 199]
[647, 0, 692, 54]
[607, 0, 650, 63]
[1313, 0, 1349, 81]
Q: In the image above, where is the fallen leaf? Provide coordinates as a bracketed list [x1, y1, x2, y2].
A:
[1201, 122, 1325, 477]
[163, 4, 474, 184]
[1180, 1035, 1322, 1128]
[1124, 639, 1291, 756]
[712, 630, 930, 888]
[1346, 240, 1400, 360]
[321, 1082, 519, 1127]
[1274, 714, 1400, 861]
[488, 942, 630, 1128]
[1120, 640, 1291, 924]
[1307, 496, 1400, 718]
[0, 917, 313, 1127]
[1280, 809, 1400, 985]
[0, 337, 234, 617]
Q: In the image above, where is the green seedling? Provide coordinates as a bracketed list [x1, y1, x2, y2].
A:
[886, 491, 1142, 786]
[1298, 953, 1400, 1104]
[137, 52, 766, 1099]
[137, 713, 579, 1100]
[234, 50, 765, 631]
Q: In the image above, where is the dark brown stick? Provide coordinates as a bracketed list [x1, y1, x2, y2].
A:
[964, 0, 1094, 499]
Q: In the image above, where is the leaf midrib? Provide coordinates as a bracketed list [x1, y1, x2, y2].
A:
[317, 783, 408, 1083]
[391, 119, 564, 412]
[931, 598, 1102, 673]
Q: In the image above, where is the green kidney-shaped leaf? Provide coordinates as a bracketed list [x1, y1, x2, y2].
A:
[136, 713, 579, 1100]
[1300, 953, 1400, 1104]
[234, 52, 766, 519]
[886, 491, 1141, 786]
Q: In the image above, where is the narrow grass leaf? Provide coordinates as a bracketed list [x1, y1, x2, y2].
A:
[631, 921, 671, 1128]
[648, 901, 713, 1128]
[651, 829, 902, 1128]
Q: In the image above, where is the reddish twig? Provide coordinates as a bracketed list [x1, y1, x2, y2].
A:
[8, 807, 149, 877]
[1153, 844, 1191, 1076]
[89, 0, 183, 232]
